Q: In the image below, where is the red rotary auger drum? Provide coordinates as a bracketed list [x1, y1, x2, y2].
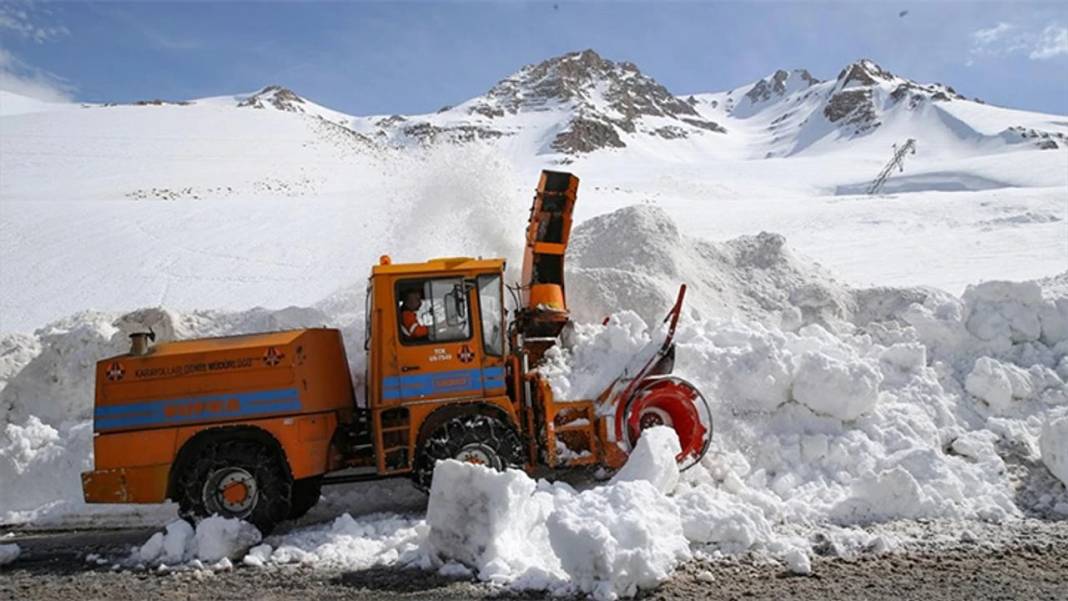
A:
[605, 284, 713, 470]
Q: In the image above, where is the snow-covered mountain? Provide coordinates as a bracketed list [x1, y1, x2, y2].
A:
[0, 50, 1065, 333]
[345, 52, 1067, 160]
[689, 58, 1067, 158]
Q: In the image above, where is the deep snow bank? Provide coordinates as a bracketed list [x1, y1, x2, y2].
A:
[566, 205, 855, 328]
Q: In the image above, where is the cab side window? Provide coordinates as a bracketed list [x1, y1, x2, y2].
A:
[396, 278, 472, 345]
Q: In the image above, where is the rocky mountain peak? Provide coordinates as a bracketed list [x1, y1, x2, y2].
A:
[464, 49, 724, 154]
[835, 59, 894, 88]
[822, 59, 967, 137]
[237, 85, 307, 112]
[477, 49, 696, 119]
[744, 68, 820, 104]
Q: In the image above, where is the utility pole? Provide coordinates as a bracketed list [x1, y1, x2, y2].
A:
[867, 138, 917, 195]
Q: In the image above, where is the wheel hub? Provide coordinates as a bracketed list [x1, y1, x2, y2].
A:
[204, 467, 258, 515]
[454, 443, 497, 468]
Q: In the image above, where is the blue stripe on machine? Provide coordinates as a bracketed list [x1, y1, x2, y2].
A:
[94, 388, 301, 430]
[381, 367, 506, 400]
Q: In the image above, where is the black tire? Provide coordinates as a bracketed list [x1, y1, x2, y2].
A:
[413, 414, 523, 491]
[288, 476, 323, 520]
[174, 438, 292, 535]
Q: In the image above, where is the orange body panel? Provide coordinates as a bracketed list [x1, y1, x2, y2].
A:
[85, 328, 354, 503]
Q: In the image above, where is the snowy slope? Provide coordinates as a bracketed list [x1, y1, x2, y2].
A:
[1, 50, 1065, 336]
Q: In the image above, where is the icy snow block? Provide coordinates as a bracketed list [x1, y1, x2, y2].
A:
[791, 351, 881, 421]
[965, 356, 1033, 413]
[610, 426, 681, 494]
[0, 543, 19, 566]
[962, 281, 1043, 344]
[547, 480, 691, 600]
[1041, 412, 1068, 488]
[426, 460, 556, 582]
[138, 520, 195, 565]
[194, 516, 262, 563]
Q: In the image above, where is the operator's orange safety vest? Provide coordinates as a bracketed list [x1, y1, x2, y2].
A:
[401, 309, 429, 339]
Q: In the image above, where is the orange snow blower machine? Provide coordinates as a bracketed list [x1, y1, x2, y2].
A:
[81, 171, 712, 532]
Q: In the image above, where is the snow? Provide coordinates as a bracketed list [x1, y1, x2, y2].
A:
[609, 426, 682, 493]
[423, 431, 693, 599]
[135, 517, 261, 567]
[1041, 411, 1068, 489]
[425, 460, 562, 584]
[0, 543, 19, 566]
[548, 480, 691, 600]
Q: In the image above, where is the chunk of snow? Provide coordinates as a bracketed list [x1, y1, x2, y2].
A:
[1041, 412, 1068, 488]
[548, 481, 691, 600]
[194, 516, 262, 563]
[965, 356, 1033, 413]
[425, 460, 562, 584]
[782, 547, 812, 575]
[135, 517, 259, 566]
[437, 561, 474, 578]
[0, 543, 20, 566]
[242, 544, 272, 568]
[609, 426, 681, 494]
[791, 351, 882, 420]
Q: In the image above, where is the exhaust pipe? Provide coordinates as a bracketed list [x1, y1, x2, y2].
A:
[129, 330, 156, 356]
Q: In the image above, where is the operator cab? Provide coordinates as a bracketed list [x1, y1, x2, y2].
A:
[361, 256, 513, 474]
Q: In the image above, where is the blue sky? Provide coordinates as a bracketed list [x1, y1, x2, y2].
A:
[1, 1, 1066, 115]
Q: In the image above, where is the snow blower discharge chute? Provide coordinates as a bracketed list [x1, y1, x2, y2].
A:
[80, 170, 713, 533]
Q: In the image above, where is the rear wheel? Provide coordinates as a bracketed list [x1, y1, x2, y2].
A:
[175, 438, 292, 535]
[413, 414, 523, 491]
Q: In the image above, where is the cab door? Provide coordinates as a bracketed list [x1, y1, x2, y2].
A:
[383, 275, 484, 402]
[475, 273, 507, 398]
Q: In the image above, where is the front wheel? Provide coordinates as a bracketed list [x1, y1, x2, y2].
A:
[412, 414, 523, 491]
[174, 438, 293, 535]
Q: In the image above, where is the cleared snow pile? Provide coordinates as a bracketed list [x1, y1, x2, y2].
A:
[538, 311, 653, 399]
[543, 258, 1068, 565]
[565, 205, 854, 329]
[135, 517, 261, 569]
[1041, 411, 1068, 489]
[425, 460, 565, 587]
[548, 429, 691, 599]
[251, 512, 426, 570]
[0, 417, 94, 523]
[0, 543, 19, 566]
[424, 428, 692, 600]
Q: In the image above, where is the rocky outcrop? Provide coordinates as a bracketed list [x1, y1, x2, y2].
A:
[551, 117, 625, 153]
[238, 86, 307, 112]
[744, 69, 820, 104]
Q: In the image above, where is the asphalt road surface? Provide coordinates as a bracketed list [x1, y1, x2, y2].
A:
[2, 520, 1067, 600]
